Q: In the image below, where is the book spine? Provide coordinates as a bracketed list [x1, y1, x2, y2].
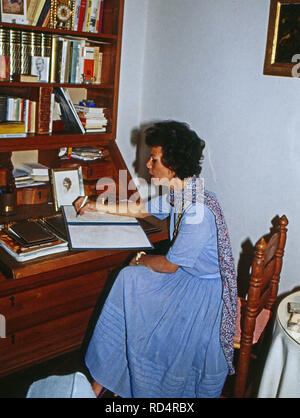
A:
[97, 0, 104, 33]
[31, 101, 37, 134]
[50, 36, 59, 82]
[0, 28, 10, 80]
[77, 0, 88, 31]
[24, 99, 29, 133]
[32, 0, 47, 26]
[70, 41, 80, 83]
[0, 96, 7, 122]
[83, 0, 93, 32]
[41, 33, 52, 60]
[9, 30, 21, 80]
[49, 93, 55, 133]
[82, 46, 95, 81]
[89, 0, 99, 33]
[27, 0, 40, 26]
[73, 0, 81, 31]
[36, 87, 52, 134]
[36, 0, 51, 27]
[59, 39, 68, 83]
[21, 31, 32, 75]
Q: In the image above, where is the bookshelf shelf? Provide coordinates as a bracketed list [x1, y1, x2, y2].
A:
[0, 132, 112, 152]
[0, 81, 114, 89]
[0, 22, 118, 42]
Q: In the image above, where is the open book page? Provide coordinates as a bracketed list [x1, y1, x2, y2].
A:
[63, 204, 139, 224]
[62, 205, 152, 250]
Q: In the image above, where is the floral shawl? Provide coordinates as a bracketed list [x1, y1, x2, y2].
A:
[169, 176, 237, 375]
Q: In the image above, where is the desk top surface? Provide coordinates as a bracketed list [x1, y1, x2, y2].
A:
[277, 290, 300, 346]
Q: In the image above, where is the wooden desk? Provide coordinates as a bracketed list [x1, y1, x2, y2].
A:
[0, 215, 168, 377]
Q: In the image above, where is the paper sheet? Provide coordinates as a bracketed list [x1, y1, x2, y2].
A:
[62, 205, 152, 250]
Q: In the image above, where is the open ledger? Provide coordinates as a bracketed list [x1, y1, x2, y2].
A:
[62, 205, 153, 250]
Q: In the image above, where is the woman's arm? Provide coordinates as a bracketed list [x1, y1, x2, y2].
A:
[129, 253, 179, 273]
[74, 196, 150, 218]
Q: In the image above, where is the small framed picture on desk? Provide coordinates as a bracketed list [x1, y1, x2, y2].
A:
[50, 167, 84, 211]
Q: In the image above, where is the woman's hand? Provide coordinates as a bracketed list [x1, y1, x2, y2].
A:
[74, 196, 97, 215]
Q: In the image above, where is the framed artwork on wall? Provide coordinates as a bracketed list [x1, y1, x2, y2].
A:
[264, 0, 300, 78]
[0, 0, 27, 24]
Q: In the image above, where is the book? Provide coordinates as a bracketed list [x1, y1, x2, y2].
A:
[73, 0, 82, 31]
[0, 133, 27, 138]
[12, 74, 39, 82]
[83, 0, 93, 32]
[89, 0, 99, 32]
[50, 36, 59, 82]
[21, 162, 49, 176]
[97, 0, 104, 33]
[36, 0, 51, 27]
[0, 96, 7, 122]
[32, 0, 46, 26]
[0, 229, 68, 262]
[36, 87, 52, 134]
[27, 0, 40, 26]
[77, 0, 88, 31]
[69, 40, 80, 83]
[82, 46, 95, 80]
[0, 55, 9, 81]
[0, 121, 25, 133]
[62, 205, 153, 250]
[9, 219, 58, 246]
[53, 87, 85, 134]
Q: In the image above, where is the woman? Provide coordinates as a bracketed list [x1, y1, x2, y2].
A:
[75, 121, 237, 398]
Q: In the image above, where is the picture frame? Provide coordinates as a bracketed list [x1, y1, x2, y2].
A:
[264, 0, 300, 78]
[50, 167, 84, 211]
[31, 56, 50, 83]
[0, 0, 27, 24]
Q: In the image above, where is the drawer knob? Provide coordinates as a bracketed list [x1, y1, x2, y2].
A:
[9, 296, 15, 307]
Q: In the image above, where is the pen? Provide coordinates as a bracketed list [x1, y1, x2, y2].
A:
[76, 196, 88, 217]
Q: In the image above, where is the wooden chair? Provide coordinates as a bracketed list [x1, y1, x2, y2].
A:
[232, 215, 288, 398]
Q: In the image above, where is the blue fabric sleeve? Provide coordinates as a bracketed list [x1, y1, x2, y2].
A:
[146, 194, 170, 220]
[166, 206, 216, 268]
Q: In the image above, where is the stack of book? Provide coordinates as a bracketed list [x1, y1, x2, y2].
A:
[75, 104, 107, 132]
[73, 0, 104, 33]
[13, 165, 49, 188]
[0, 219, 68, 262]
[0, 95, 37, 135]
[60, 146, 109, 161]
[50, 37, 103, 84]
[0, 121, 26, 138]
[27, 0, 51, 27]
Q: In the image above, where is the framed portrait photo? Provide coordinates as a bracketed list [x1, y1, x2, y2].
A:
[0, 0, 27, 24]
[264, 0, 300, 77]
[51, 167, 84, 211]
[31, 56, 50, 83]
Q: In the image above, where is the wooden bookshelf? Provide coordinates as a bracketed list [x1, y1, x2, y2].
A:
[0, 1, 169, 380]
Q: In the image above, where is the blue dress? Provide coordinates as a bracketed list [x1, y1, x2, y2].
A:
[85, 194, 229, 398]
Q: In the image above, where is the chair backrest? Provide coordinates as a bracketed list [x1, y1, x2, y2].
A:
[234, 215, 288, 398]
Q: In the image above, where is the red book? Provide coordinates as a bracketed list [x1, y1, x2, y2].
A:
[0, 56, 9, 81]
[97, 0, 104, 33]
[77, 0, 88, 31]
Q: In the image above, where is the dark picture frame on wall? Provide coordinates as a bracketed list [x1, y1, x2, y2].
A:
[264, 0, 300, 77]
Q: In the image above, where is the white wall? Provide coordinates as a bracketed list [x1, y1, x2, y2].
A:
[117, 0, 300, 295]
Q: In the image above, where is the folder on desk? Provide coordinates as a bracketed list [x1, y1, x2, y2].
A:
[62, 205, 153, 250]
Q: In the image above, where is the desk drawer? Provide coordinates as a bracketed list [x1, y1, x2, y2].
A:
[0, 308, 93, 377]
[0, 269, 109, 333]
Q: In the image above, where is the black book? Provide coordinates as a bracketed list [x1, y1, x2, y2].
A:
[53, 87, 85, 134]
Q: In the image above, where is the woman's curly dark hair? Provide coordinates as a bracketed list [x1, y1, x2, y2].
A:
[145, 121, 205, 180]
